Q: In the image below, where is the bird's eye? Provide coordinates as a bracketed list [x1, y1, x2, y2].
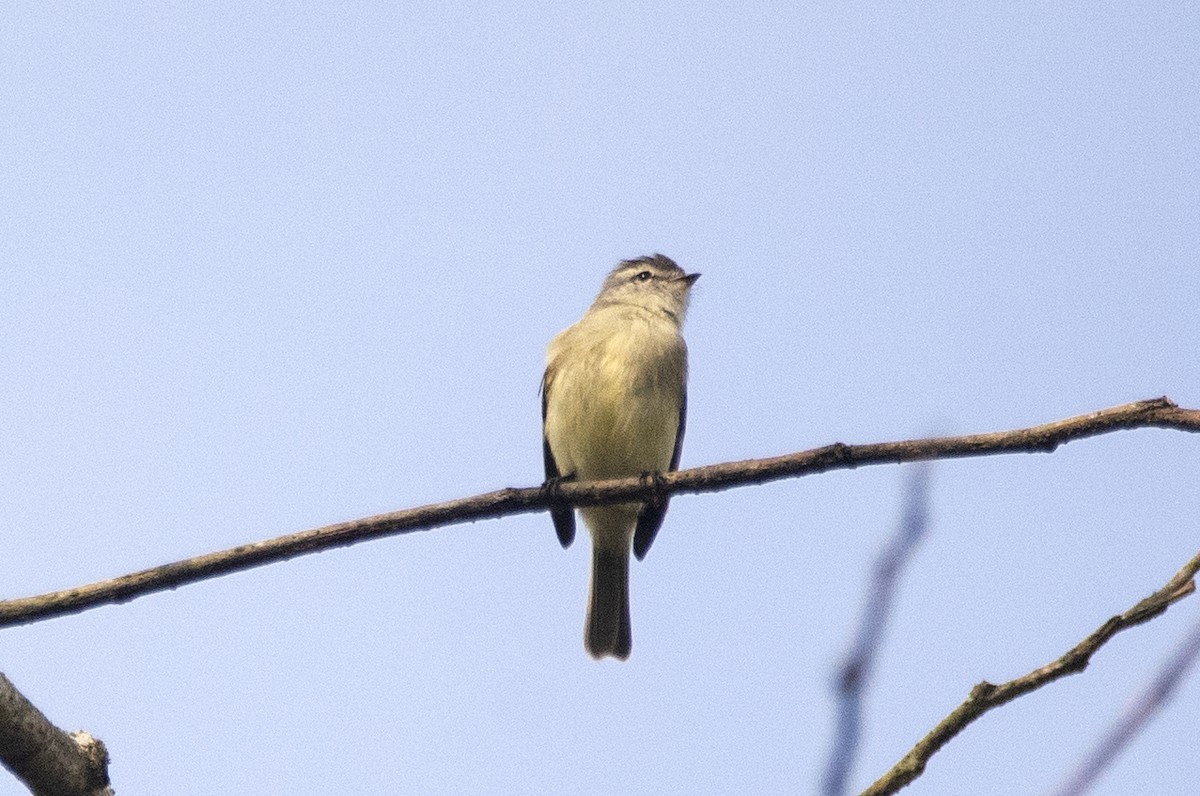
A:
[636, 271, 653, 281]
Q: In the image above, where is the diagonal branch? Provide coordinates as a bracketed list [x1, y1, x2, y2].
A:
[1, 397, 1197, 629]
[859, 550, 1200, 796]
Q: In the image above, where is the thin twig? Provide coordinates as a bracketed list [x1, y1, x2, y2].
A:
[0, 397, 1197, 629]
[859, 551, 1200, 796]
[824, 464, 932, 795]
[1050, 609, 1200, 796]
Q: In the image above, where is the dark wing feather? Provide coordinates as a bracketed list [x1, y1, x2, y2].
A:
[542, 371, 576, 548]
[633, 389, 686, 560]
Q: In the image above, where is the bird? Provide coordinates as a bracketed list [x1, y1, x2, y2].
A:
[541, 254, 699, 659]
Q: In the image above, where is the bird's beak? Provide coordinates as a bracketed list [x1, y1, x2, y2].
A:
[680, 273, 701, 285]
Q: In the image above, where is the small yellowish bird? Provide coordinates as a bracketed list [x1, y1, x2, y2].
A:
[541, 254, 699, 659]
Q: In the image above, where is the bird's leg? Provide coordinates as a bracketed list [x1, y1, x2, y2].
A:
[543, 471, 577, 503]
[639, 469, 668, 509]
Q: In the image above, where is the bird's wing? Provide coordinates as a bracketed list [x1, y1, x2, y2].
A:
[542, 369, 576, 548]
[633, 388, 686, 561]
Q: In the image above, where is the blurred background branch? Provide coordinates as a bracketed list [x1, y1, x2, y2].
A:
[824, 464, 932, 795]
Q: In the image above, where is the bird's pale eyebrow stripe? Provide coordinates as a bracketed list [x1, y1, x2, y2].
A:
[612, 263, 647, 276]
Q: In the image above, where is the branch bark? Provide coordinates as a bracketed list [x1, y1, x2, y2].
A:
[1, 397, 1197, 629]
[860, 550, 1200, 796]
[0, 673, 112, 796]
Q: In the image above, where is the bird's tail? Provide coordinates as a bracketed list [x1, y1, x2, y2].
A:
[586, 544, 631, 660]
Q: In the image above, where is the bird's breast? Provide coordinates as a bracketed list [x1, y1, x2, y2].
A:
[545, 317, 684, 482]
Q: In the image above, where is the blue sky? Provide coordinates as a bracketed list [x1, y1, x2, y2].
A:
[2, 3, 1198, 794]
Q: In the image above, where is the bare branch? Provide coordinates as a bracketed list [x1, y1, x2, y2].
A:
[859, 550, 1200, 796]
[1, 397, 1197, 629]
[824, 464, 932, 795]
[1051, 610, 1200, 796]
[0, 673, 113, 796]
